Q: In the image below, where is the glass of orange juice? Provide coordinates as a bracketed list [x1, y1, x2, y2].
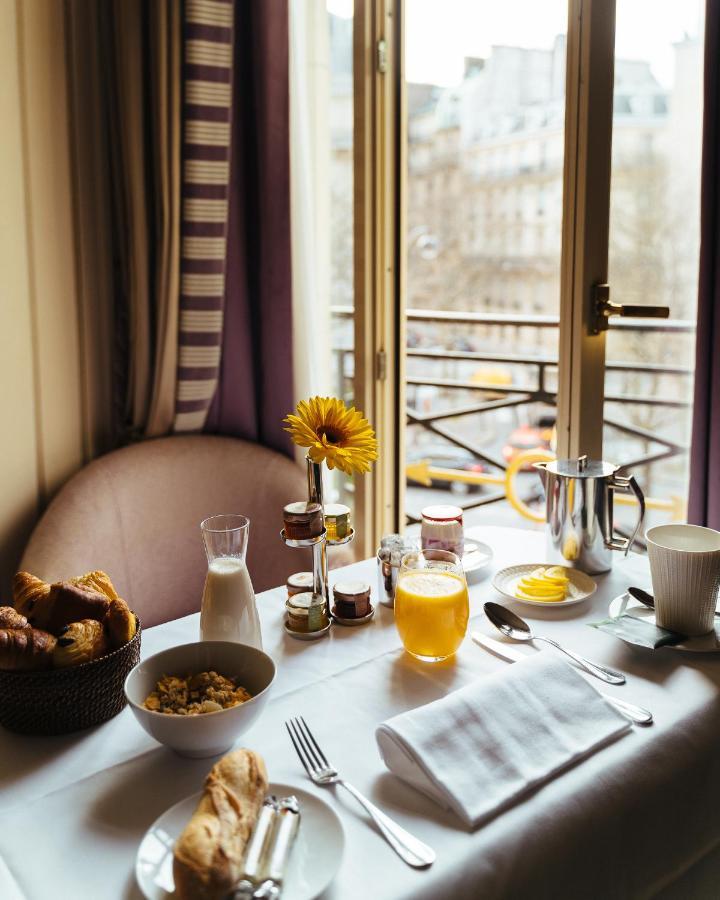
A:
[395, 549, 469, 662]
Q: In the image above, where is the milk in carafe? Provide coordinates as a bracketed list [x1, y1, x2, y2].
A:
[199, 515, 262, 648]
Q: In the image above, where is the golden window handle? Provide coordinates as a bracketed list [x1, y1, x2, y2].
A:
[590, 283, 669, 334]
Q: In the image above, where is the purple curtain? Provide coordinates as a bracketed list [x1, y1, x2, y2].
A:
[204, 0, 294, 456]
[689, 0, 720, 528]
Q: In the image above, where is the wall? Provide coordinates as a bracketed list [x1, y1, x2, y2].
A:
[0, 0, 86, 596]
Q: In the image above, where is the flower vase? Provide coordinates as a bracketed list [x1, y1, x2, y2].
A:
[306, 456, 324, 507]
[306, 456, 330, 608]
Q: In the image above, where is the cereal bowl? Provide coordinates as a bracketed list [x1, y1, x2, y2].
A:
[124, 641, 275, 758]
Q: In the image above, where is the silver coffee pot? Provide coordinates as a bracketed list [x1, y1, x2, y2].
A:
[535, 455, 645, 574]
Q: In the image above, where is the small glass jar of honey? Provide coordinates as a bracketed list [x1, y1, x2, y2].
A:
[286, 592, 329, 633]
[324, 503, 351, 541]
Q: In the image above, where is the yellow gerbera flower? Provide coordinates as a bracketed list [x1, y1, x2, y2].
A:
[284, 396, 379, 475]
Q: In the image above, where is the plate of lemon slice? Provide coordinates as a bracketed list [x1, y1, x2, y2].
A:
[492, 564, 597, 607]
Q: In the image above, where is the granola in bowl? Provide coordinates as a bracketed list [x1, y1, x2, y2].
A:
[143, 670, 252, 715]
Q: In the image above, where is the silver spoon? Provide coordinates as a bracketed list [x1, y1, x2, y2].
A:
[629, 586, 720, 618]
[483, 601, 626, 685]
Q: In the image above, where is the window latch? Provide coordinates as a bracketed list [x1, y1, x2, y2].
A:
[590, 283, 670, 335]
[376, 349, 388, 381]
[377, 39, 387, 74]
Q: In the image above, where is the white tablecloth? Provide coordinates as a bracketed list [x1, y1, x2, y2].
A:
[1, 526, 720, 900]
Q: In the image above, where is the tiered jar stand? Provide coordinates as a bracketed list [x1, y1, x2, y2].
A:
[281, 457, 354, 638]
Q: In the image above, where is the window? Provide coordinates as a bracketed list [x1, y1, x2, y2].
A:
[300, 1, 704, 549]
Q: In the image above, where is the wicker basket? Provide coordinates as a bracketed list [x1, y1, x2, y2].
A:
[0, 619, 141, 735]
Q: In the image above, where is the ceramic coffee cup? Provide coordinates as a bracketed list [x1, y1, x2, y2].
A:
[646, 524, 720, 636]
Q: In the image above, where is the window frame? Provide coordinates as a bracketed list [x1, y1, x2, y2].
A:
[352, 0, 624, 545]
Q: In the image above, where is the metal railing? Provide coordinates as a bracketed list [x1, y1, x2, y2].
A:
[331, 305, 694, 524]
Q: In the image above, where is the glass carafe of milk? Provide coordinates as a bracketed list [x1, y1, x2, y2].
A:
[200, 515, 262, 648]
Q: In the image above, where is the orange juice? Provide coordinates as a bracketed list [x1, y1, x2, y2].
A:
[395, 570, 469, 661]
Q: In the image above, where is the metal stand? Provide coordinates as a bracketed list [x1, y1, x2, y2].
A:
[281, 457, 354, 629]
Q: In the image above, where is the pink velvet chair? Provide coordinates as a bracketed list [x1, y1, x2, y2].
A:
[20, 436, 307, 626]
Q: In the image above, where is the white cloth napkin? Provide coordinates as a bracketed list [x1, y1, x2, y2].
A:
[376, 653, 630, 828]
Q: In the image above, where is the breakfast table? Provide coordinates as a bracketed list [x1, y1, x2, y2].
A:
[1, 525, 720, 900]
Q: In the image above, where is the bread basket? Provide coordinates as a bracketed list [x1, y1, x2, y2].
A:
[0, 618, 141, 735]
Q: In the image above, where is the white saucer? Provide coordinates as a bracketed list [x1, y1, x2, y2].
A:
[136, 782, 344, 900]
[463, 540, 493, 581]
[609, 593, 720, 653]
[492, 564, 596, 608]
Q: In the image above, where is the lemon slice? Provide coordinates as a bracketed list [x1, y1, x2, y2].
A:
[514, 587, 565, 603]
[514, 564, 570, 602]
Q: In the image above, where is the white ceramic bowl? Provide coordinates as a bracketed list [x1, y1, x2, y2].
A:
[124, 641, 275, 758]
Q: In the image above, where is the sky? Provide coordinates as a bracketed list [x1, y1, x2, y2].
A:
[326, 0, 703, 89]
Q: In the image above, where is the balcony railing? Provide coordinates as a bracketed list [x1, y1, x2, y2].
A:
[331, 306, 694, 526]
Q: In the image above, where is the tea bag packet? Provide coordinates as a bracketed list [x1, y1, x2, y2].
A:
[589, 614, 685, 649]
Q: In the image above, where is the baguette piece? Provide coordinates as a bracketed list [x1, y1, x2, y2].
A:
[173, 749, 268, 900]
[0, 627, 56, 671]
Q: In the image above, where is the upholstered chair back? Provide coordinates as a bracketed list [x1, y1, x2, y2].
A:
[21, 436, 306, 626]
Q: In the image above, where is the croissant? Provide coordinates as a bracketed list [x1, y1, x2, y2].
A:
[0, 627, 56, 671]
[53, 619, 108, 668]
[0, 606, 29, 630]
[70, 570, 119, 602]
[13, 572, 51, 619]
[104, 598, 137, 649]
[173, 749, 268, 900]
[30, 582, 110, 635]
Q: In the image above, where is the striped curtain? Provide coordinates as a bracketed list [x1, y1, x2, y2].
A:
[65, 0, 292, 450]
[174, 0, 235, 432]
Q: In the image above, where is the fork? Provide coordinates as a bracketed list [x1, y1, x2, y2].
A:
[285, 716, 435, 868]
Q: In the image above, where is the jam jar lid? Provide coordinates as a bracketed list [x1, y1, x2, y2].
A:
[287, 571, 314, 589]
[333, 580, 371, 601]
[283, 501, 322, 519]
[324, 503, 350, 518]
[421, 504, 463, 523]
[286, 591, 325, 612]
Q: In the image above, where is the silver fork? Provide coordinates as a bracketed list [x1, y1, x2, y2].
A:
[285, 716, 435, 869]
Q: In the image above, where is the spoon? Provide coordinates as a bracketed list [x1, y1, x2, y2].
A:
[629, 586, 720, 618]
[483, 601, 626, 685]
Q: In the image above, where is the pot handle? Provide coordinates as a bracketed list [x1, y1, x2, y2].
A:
[606, 475, 645, 555]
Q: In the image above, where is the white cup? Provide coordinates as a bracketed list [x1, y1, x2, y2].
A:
[646, 524, 720, 636]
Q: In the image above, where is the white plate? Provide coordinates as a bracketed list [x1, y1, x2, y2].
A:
[136, 782, 344, 900]
[463, 540, 494, 581]
[492, 564, 597, 608]
[608, 592, 720, 653]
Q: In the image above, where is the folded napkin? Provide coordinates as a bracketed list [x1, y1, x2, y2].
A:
[376, 653, 630, 828]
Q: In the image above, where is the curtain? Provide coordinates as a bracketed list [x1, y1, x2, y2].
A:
[66, 0, 182, 442]
[173, 0, 235, 432]
[65, 0, 293, 452]
[105, 0, 182, 438]
[203, 0, 295, 456]
[289, 0, 332, 409]
[688, 0, 720, 529]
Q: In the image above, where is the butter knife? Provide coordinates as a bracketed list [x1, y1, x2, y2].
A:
[229, 796, 301, 900]
[228, 797, 279, 900]
[471, 632, 653, 726]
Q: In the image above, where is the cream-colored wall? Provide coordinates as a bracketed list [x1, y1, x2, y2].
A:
[0, 0, 85, 596]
